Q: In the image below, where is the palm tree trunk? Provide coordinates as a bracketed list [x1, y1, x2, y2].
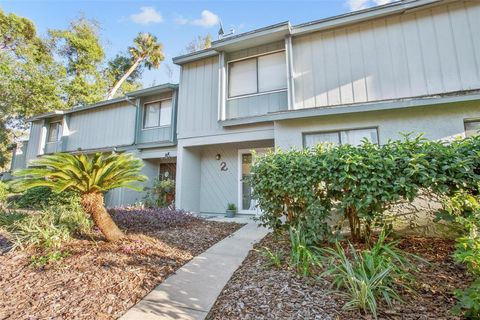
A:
[106, 58, 142, 100]
[80, 192, 124, 241]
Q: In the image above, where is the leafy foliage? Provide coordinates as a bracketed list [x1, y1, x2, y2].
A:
[256, 246, 284, 269]
[320, 230, 415, 318]
[11, 152, 147, 242]
[453, 279, 480, 319]
[107, 32, 164, 99]
[143, 178, 175, 208]
[12, 152, 147, 194]
[289, 226, 320, 276]
[49, 17, 106, 107]
[30, 250, 70, 268]
[251, 135, 480, 243]
[13, 186, 81, 210]
[0, 181, 7, 207]
[0, 205, 92, 250]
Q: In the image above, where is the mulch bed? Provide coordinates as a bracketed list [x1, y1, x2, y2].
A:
[208, 233, 470, 320]
[0, 209, 243, 320]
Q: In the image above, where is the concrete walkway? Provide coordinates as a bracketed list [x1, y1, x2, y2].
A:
[120, 221, 269, 320]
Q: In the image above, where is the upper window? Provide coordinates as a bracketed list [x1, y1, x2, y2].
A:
[143, 100, 172, 129]
[304, 128, 379, 148]
[47, 121, 62, 142]
[465, 120, 480, 137]
[228, 51, 287, 98]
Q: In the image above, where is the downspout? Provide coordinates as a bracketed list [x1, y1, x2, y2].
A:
[125, 95, 139, 149]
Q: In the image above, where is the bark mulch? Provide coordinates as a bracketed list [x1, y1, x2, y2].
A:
[208, 233, 470, 320]
[0, 209, 243, 320]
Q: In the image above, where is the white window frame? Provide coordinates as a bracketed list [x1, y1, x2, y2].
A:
[303, 127, 380, 148]
[227, 49, 287, 100]
[47, 121, 62, 143]
[142, 98, 172, 130]
[464, 119, 480, 137]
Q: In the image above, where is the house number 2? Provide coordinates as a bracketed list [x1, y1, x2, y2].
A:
[220, 161, 228, 171]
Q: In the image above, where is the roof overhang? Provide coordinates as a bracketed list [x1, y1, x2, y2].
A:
[25, 83, 178, 122]
[292, 0, 449, 36]
[172, 0, 449, 65]
[126, 83, 178, 98]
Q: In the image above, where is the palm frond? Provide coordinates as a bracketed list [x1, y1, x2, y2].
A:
[12, 152, 148, 195]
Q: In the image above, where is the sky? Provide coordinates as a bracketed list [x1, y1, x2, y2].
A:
[0, 0, 396, 86]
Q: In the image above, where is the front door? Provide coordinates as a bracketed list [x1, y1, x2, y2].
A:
[238, 148, 268, 215]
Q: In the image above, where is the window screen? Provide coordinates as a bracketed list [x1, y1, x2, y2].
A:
[159, 100, 172, 126]
[48, 122, 62, 142]
[465, 120, 480, 137]
[144, 102, 160, 128]
[228, 51, 287, 98]
[258, 51, 287, 92]
[304, 128, 378, 148]
[228, 58, 257, 97]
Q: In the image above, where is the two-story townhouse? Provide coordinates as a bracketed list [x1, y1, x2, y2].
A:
[172, 0, 480, 215]
[13, 84, 179, 207]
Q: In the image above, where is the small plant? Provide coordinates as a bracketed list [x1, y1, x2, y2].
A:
[256, 246, 283, 269]
[453, 279, 480, 319]
[144, 178, 175, 208]
[30, 250, 70, 268]
[226, 203, 237, 218]
[0, 181, 8, 208]
[0, 205, 92, 250]
[320, 229, 415, 318]
[289, 226, 320, 276]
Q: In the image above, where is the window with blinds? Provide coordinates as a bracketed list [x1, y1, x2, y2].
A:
[228, 51, 287, 98]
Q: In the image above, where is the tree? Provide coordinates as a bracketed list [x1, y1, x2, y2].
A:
[107, 33, 164, 99]
[0, 9, 65, 170]
[11, 152, 148, 241]
[105, 54, 143, 98]
[49, 17, 106, 107]
[185, 34, 212, 53]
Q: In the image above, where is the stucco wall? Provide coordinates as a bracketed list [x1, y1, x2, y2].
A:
[274, 102, 480, 149]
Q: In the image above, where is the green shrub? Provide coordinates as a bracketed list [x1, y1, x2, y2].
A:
[0, 204, 92, 250]
[13, 186, 81, 210]
[320, 230, 416, 318]
[251, 135, 480, 243]
[143, 178, 175, 208]
[453, 279, 480, 319]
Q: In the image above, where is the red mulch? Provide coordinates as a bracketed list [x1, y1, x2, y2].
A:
[208, 233, 470, 320]
[0, 216, 243, 320]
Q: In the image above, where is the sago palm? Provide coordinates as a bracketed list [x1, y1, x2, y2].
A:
[106, 32, 164, 99]
[12, 152, 147, 241]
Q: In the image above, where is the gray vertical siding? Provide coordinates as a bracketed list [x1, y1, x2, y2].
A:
[226, 91, 288, 119]
[65, 102, 136, 151]
[25, 120, 44, 162]
[177, 56, 221, 139]
[292, 1, 480, 109]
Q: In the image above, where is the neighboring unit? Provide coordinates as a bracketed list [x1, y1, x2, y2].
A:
[13, 84, 178, 207]
[11, 0, 480, 214]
